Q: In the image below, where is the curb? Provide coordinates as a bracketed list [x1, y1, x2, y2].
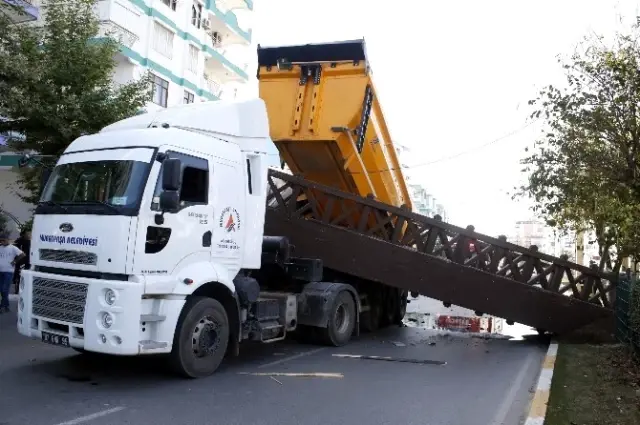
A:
[524, 341, 558, 425]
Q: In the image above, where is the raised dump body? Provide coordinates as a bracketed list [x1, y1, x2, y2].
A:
[257, 40, 412, 222]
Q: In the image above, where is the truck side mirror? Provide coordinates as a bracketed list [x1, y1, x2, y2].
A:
[159, 191, 180, 213]
[162, 158, 182, 191]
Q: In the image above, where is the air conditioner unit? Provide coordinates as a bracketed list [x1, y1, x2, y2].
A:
[211, 31, 222, 45]
[201, 19, 211, 30]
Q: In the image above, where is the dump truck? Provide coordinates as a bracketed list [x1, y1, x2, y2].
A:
[16, 40, 416, 378]
[16, 39, 615, 379]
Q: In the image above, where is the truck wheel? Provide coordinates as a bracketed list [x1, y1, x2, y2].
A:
[382, 288, 398, 327]
[360, 301, 381, 333]
[170, 296, 229, 379]
[322, 291, 356, 346]
[393, 290, 408, 324]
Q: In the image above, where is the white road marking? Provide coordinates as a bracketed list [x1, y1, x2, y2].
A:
[257, 347, 327, 369]
[489, 352, 537, 425]
[53, 407, 126, 425]
[536, 368, 554, 391]
[240, 372, 343, 378]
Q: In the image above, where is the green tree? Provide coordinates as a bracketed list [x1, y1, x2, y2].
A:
[0, 212, 8, 235]
[0, 0, 152, 204]
[518, 27, 640, 272]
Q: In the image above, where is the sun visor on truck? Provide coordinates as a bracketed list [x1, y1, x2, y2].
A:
[257, 39, 368, 68]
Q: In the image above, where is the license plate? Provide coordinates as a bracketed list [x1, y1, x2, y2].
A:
[41, 331, 70, 348]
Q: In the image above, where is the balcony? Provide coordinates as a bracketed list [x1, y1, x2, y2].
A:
[203, 45, 249, 83]
[207, 3, 251, 43]
[202, 11, 248, 47]
[94, 0, 143, 48]
[0, 0, 39, 23]
[202, 75, 239, 101]
[215, 0, 252, 11]
[202, 76, 223, 98]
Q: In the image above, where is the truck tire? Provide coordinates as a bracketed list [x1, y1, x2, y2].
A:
[360, 300, 381, 333]
[384, 287, 400, 326]
[170, 296, 229, 379]
[321, 291, 356, 346]
[393, 289, 408, 325]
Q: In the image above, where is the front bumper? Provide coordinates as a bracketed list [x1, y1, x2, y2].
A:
[17, 270, 184, 355]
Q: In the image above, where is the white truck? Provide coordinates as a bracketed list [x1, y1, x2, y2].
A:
[16, 99, 364, 378]
[16, 40, 422, 378]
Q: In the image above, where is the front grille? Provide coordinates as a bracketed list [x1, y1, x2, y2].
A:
[32, 277, 88, 324]
[39, 249, 98, 266]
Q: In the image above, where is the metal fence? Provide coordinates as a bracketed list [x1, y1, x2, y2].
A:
[615, 273, 640, 355]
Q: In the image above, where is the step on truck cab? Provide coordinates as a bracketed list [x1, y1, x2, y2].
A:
[16, 99, 361, 378]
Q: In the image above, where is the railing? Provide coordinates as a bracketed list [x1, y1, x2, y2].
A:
[203, 77, 222, 97]
[266, 169, 617, 309]
[99, 20, 138, 47]
[615, 273, 640, 354]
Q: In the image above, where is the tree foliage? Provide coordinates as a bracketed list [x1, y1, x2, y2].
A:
[0, 0, 152, 203]
[0, 212, 8, 235]
[518, 27, 640, 271]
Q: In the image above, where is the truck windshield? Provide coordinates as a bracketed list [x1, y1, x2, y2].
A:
[40, 160, 150, 213]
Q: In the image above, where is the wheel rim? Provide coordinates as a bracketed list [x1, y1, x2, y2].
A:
[334, 303, 349, 334]
[192, 316, 221, 358]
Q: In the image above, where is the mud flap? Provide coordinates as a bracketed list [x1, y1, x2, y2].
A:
[297, 281, 360, 337]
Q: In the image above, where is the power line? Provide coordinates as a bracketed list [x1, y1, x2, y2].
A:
[265, 119, 538, 174]
[407, 119, 537, 169]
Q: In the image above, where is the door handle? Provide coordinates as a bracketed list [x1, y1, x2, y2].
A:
[202, 231, 212, 247]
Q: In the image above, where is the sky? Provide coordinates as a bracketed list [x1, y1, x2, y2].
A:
[244, 0, 638, 237]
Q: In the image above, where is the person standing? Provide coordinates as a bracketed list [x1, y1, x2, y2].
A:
[13, 229, 31, 294]
[0, 232, 25, 313]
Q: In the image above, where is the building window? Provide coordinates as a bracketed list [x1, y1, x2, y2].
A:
[152, 74, 169, 107]
[161, 0, 177, 10]
[152, 22, 174, 59]
[183, 90, 195, 104]
[187, 44, 199, 73]
[191, 2, 203, 28]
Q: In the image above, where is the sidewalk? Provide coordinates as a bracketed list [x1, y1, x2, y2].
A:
[543, 343, 639, 424]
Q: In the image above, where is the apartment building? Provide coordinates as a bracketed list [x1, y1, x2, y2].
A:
[0, 0, 39, 23]
[0, 0, 255, 235]
[97, 0, 254, 109]
[407, 183, 448, 222]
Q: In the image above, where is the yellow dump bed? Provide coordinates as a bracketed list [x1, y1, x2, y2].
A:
[257, 39, 412, 213]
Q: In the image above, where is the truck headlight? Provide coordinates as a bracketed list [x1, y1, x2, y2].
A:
[104, 289, 116, 305]
[101, 312, 114, 329]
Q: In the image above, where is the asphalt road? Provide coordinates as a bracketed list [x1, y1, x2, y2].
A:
[1, 298, 548, 425]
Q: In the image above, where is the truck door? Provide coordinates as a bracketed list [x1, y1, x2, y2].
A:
[133, 149, 213, 277]
[210, 161, 243, 278]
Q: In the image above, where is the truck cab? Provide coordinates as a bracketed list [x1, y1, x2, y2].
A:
[17, 99, 360, 378]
